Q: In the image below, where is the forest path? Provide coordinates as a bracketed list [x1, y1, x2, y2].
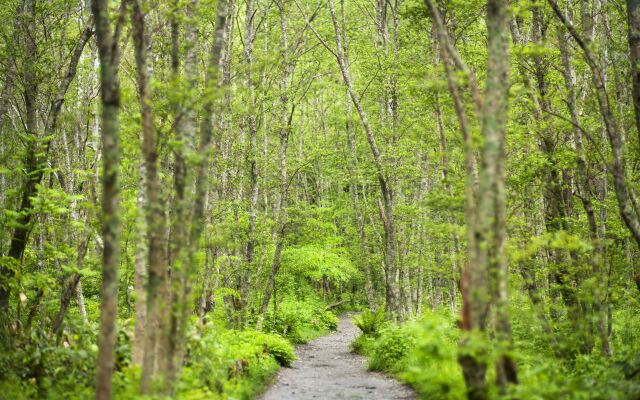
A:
[260, 314, 416, 400]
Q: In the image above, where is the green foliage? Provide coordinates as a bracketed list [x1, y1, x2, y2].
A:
[0, 316, 294, 399]
[261, 334, 296, 367]
[401, 311, 465, 400]
[283, 244, 358, 284]
[368, 326, 413, 373]
[162, 324, 292, 399]
[350, 334, 377, 355]
[507, 352, 640, 400]
[352, 308, 386, 337]
[3, 0, 640, 398]
[355, 305, 640, 400]
[318, 310, 339, 331]
[263, 298, 338, 343]
[353, 310, 465, 399]
[0, 319, 100, 400]
[504, 298, 640, 400]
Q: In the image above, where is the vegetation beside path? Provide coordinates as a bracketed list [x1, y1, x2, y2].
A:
[352, 305, 640, 399]
[0, 297, 339, 399]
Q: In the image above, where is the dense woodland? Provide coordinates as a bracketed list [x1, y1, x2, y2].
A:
[1, 0, 640, 398]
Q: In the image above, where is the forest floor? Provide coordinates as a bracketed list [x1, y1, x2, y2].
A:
[260, 314, 416, 400]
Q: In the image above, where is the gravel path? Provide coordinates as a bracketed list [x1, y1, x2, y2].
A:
[260, 314, 416, 400]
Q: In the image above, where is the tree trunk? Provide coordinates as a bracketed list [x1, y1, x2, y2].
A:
[627, 0, 640, 145]
[243, 0, 259, 320]
[258, 0, 291, 326]
[92, 0, 125, 398]
[458, 0, 517, 397]
[132, 161, 147, 366]
[131, 0, 170, 388]
[345, 92, 376, 310]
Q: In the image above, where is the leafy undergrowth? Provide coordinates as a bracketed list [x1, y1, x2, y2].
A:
[260, 298, 340, 344]
[0, 297, 340, 399]
[351, 306, 640, 400]
[0, 323, 293, 400]
[351, 309, 466, 399]
[114, 327, 297, 400]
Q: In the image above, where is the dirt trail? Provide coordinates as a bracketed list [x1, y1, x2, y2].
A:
[260, 314, 416, 400]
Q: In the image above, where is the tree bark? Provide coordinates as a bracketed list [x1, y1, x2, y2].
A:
[243, 0, 259, 320]
[92, 0, 126, 398]
[457, 0, 517, 397]
[258, 0, 292, 325]
[130, 0, 171, 380]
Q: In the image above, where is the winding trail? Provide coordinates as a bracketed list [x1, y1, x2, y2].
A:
[260, 314, 416, 400]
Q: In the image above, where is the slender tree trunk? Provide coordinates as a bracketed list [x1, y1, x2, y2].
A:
[178, 0, 229, 370]
[160, 0, 201, 388]
[51, 227, 90, 338]
[1, 0, 39, 318]
[345, 92, 376, 310]
[424, 3, 482, 337]
[624, 0, 640, 292]
[596, 0, 613, 356]
[258, 0, 291, 325]
[76, 280, 88, 323]
[130, 0, 171, 382]
[531, 6, 587, 347]
[435, 88, 459, 316]
[132, 161, 147, 366]
[457, 0, 517, 397]
[92, 0, 125, 398]
[243, 0, 259, 319]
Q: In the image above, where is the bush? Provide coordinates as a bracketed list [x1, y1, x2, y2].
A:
[0, 316, 99, 400]
[268, 308, 305, 342]
[353, 304, 640, 400]
[351, 310, 465, 399]
[177, 324, 291, 399]
[368, 326, 412, 372]
[317, 310, 339, 331]
[262, 334, 296, 367]
[350, 334, 376, 355]
[263, 298, 337, 343]
[353, 308, 386, 337]
[400, 310, 465, 400]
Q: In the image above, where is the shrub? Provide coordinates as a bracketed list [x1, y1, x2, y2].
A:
[318, 310, 339, 331]
[400, 310, 465, 400]
[0, 316, 99, 400]
[269, 309, 304, 343]
[368, 326, 412, 372]
[353, 308, 386, 337]
[354, 305, 640, 400]
[350, 334, 376, 355]
[262, 334, 296, 367]
[263, 298, 337, 342]
[177, 325, 289, 399]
